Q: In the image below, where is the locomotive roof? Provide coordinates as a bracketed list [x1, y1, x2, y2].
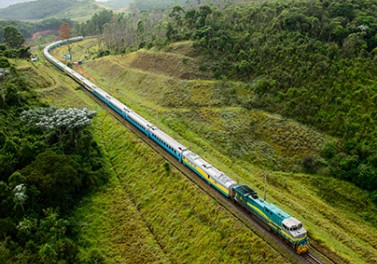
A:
[266, 203, 290, 220]
[235, 184, 258, 198]
[282, 217, 301, 228]
[235, 185, 290, 221]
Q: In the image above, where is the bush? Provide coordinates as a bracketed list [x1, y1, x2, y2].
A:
[303, 155, 317, 174]
[0, 57, 10, 68]
[321, 142, 338, 159]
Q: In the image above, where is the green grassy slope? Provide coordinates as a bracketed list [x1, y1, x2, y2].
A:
[16, 47, 292, 263]
[102, 0, 132, 9]
[53, 39, 377, 264]
[0, 0, 106, 21]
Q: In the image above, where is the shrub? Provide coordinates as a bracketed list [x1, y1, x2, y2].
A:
[0, 57, 10, 68]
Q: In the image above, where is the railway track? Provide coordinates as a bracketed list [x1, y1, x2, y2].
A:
[74, 83, 335, 264]
[305, 252, 325, 264]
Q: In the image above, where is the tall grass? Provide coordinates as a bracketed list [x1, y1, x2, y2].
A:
[23, 53, 290, 263]
[51, 39, 377, 264]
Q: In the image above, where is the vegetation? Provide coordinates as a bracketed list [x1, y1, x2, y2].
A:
[55, 38, 377, 264]
[0, 18, 73, 43]
[102, 0, 250, 11]
[0, 44, 109, 262]
[2, 0, 377, 262]
[129, 0, 188, 11]
[87, 0, 377, 197]
[15, 45, 293, 263]
[3, 26, 24, 48]
[0, 26, 29, 58]
[73, 9, 113, 37]
[0, 0, 104, 21]
[169, 0, 377, 196]
[102, 0, 132, 10]
[0, 0, 37, 9]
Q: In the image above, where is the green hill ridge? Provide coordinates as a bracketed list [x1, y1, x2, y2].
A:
[0, 0, 106, 21]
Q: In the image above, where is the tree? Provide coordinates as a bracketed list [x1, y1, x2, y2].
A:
[21, 150, 81, 210]
[21, 107, 96, 148]
[13, 183, 27, 214]
[59, 22, 72, 60]
[3, 26, 24, 48]
[59, 22, 71, 41]
[168, 5, 185, 41]
[136, 20, 145, 47]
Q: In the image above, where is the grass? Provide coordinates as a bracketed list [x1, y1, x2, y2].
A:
[17, 48, 292, 263]
[48, 39, 377, 264]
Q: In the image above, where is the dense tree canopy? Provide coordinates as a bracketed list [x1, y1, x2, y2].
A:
[157, 0, 377, 195]
[0, 18, 73, 44]
[73, 9, 113, 36]
[3, 26, 24, 48]
[0, 45, 109, 262]
[82, 0, 377, 196]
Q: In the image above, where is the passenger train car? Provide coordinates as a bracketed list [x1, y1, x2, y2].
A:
[44, 37, 310, 254]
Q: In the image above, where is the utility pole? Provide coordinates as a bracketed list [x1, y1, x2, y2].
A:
[264, 172, 267, 201]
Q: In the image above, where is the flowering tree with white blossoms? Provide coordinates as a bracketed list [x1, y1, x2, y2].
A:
[13, 183, 27, 214]
[21, 107, 96, 147]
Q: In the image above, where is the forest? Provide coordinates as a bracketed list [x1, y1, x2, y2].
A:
[0, 18, 73, 43]
[73, 0, 377, 199]
[0, 31, 109, 263]
[169, 0, 377, 196]
[0, 0, 103, 21]
[1, 0, 377, 262]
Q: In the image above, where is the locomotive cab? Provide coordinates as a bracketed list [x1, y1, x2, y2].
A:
[282, 217, 309, 254]
[282, 217, 307, 238]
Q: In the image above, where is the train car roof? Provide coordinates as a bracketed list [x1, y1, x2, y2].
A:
[184, 150, 237, 188]
[94, 88, 109, 98]
[110, 98, 130, 113]
[149, 126, 187, 152]
[201, 162, 237, 187]
[184, 151, 201, 161]
[127, 111, 150, 129]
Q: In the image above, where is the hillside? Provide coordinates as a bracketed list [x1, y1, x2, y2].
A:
[0, 18, 72, 43]
[156, 0, 377, 196]
[101, 0, 132, 9]
[0, 0, 106, 21]
[81, 0, 377, 197]
[50, 38, 377, 264]
[9, 46, 298, 264]
[87, 0, 377, 201]
[0, 0, 35, 9]
[101, 0, 249, 10]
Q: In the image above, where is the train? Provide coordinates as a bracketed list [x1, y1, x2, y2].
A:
[43, 37, 310, 254]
